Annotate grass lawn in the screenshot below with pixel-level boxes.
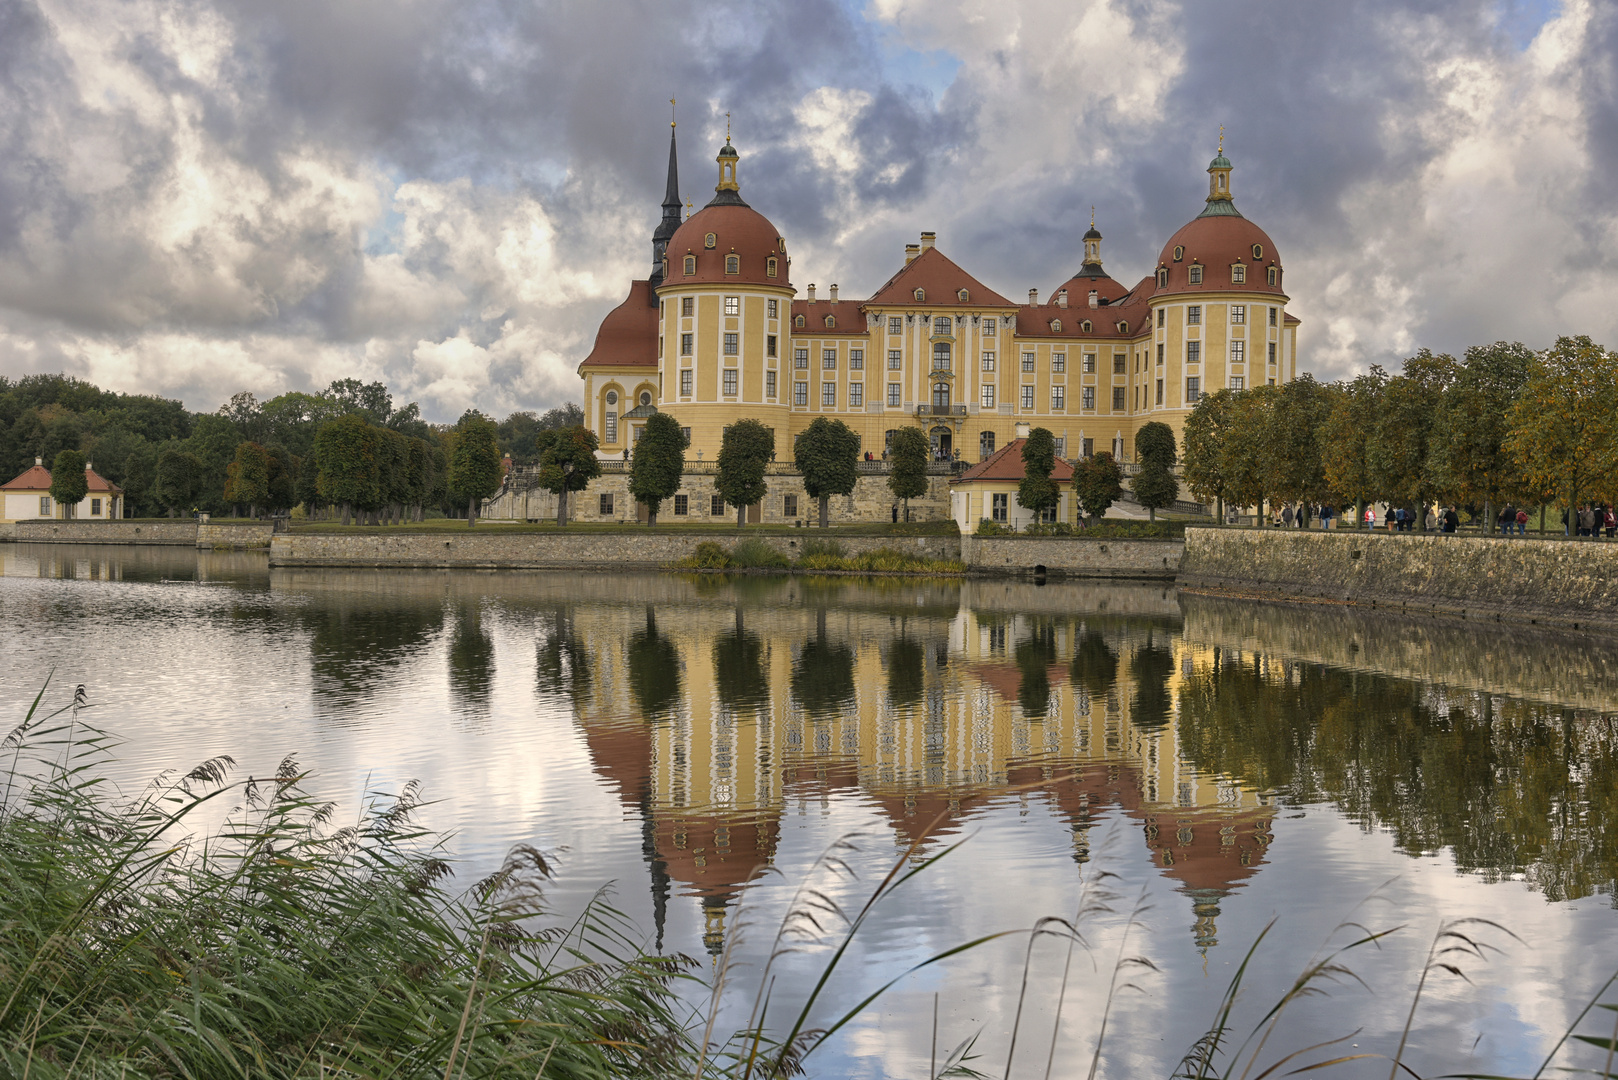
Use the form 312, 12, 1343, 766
288, 518, 961, 537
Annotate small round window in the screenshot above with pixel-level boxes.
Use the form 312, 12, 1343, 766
1252, 244, 1264, 260
639, 391, 652, 406
1173, 245, 1184, 262
606, 391, 617, 405
704, 232, 716, 249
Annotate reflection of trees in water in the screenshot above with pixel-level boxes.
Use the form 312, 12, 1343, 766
626, 607, 681, 718
887, 635, 926, 711
303, 596, 445, 708
1069, 630, 1118, 703
713, 611, 768, 716
536, 606, 591, 706
448, 603, 495, 715
1177, 652, 1618, 902
1129, 631, 1176, 731
1014, 621, 1058, 717
791, 609, 855, 719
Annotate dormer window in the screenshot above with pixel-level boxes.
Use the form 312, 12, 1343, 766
1156, 268, 1169, 287
1268, 266, 1279, 287
1251, 244, 1264, 260
704, 232, 716, 249
1050, 319, 1062, 332
725, 255, 740, 274
795, 314, 805, 327
824, 315, 835, 328
1117, 321, 1129, 334
1188, 265, 1204, 285
1173, 245, 1185, 262
1080, 319, 1092, 333
957, 288, 969, 302
914, 288, 925, 302
766, 257, 778, 277
1231, 264, 1246, 284
683, 255, 696, 275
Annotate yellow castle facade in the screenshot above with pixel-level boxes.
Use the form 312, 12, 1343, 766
578, 128, 1301, 468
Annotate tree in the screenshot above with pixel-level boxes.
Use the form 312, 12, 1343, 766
1221, 387, 1277, 519
447, 410, 503, 526
1321, 368, 1387, 525
887, 427, 930, 523
794, 417, 861, 528
314, 414, 379, 525
223, 441, 271, 518
1505, 336, 1618, 534
1132, 422, 1179, 521
1428, 341, 1535, 526
1367, 350, 1455, 529
1261, 376, 1340, 526
715, 419, 775, 527
1017, 426, 1060, 523
629, 412, 686, 526
1183, 390, 1234, 519
536, 425, 602, 525
153, 446, 203, 517
49, 449, 88, 519
1072, 451, 1124, 524
265, 447, 298, 514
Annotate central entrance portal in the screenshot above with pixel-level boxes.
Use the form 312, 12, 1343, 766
929, 426, 952, 460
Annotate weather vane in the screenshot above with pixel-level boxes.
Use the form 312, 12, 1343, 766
1218, 125, 1225, 153
685, 198, 693, 221
725, 111, 732, 142
670, 97, 676, 128
1090, 205, 1095, 228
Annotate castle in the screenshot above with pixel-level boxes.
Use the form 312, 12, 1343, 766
577, 124, 1300, 485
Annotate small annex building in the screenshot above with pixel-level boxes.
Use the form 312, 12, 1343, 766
950, 425, 1074, 533
0, 458, 124, 523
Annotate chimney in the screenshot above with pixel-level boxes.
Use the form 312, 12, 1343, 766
1088, 290, 1099, 309
35, 457, 42, 466
1015, 421, 1031, 440
85, 461, 93, 472
1029, 288, 1038, 306
829, 284, 838, 304
807, 283, 816, 302
904, 243, 920, 265
919, 231, 936, 250
1057, 289, 1068, 308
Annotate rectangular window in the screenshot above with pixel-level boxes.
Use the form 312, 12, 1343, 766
682, 426, 691, 444
981, 352, 996, 371
1188, 265, 1203, 284
784, 494, 798, 518
981, 384, 995, 408
1052, 352, 1066, 373
724, 332, 738, 356
767, 334, 777, 357
1231, 305, 1246, 324
1055, 437, 1066, 458
723, 369, 738, 396
599, 493, 614, 515
1021, 385, 1035, 409
1157, 308, 1166, 327
888, 316, 903, 334
1082, 437, 1094, 458
1186, 376, 1201, 403
1187, 304, 1201, 324
822, 349, 837, 369
1268, 342, 1277, 365
39, 496, 51, 515
1156, 343, 1164, 366
822, 382, 836, 407
1082, 353, 1096, 373
712, 494, 725, 516
681, 297, 694, 317
888, 349, 902, 370
1231, 340, 1246, 364
1269, 306, 1278, 326
724, 295, 740, 316
766, 371, 777, 398
674, 494, 688, 516
795, 349, 809, 369
1112, 387, 1126, 410
888, 383, 902, 407
1052, 385, 1065, 410
1155, 378, 1164, 405
604, 411, 617, 443
794, 381, 808, 406
1187, 340, 1201, 365
983, 319, 996, 337
992, 493, 1008, 522
767, 299, 778, 318
90, 498, 101, 515
1082, 386, 1096, 410
1230, 376, 1246, 390
680, 370, 693, 395
850, 349, 863, 369
1268, 267, 1278, 286
680, 333, 693, 355
849, 382, 863, 407
1021, 352, 1036, 372
1113, 354, 1126, 374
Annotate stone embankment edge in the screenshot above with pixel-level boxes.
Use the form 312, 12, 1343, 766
5, 521, 274, 548
1179, 526, 1618, 633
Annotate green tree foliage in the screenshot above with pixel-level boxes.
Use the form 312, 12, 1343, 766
1428, 341, 1536, 521
1182, 390, 1233, 514
314, 414, 379, 525
1017, 426, 1060, 521
794, 417, 861, 528
629, 412, 687, 526
49, 449, 89, 518
1366, 350, 1455, 528
447, 411, 503, 526
886, 426, 930, 522
223, 441, 271, 517
1131, 422, 1179, 521
1262, 376, 1340, 524
265, 447, 299, 513
1134, 421, 1177, 469
497, 403, 585, 464
1072, 450, 1124, 523
1321, 367, 1387, 520
1220, 385, 1279, 517
715, 419, 775, 527
153, 447, 203, 517
627, 608, 681, 717
184, 413, 243, 514
536, 425, 602, 526
1505, 335, 1618, 529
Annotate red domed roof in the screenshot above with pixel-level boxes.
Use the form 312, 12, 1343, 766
663, 203, 791, 290
1154, 214, 1285, 298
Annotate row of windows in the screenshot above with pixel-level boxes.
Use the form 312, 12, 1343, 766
883, 315, 997, 336
1155, 264, 1281, 288
678, 254, 780, 277
601, 492, 733, 517
673, 296, 781, 318
1160, 304, 1280, 327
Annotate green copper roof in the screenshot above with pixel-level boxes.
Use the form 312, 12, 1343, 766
1208, 152, 1232, 170
1196, 198, 1244, 219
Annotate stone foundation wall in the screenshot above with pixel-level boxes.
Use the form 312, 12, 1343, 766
8, 520, 275, 547
1180, 527, 1618, 631
960, 536, 1184, 579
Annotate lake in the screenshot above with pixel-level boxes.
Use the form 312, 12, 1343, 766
1, 542, 1614, 1078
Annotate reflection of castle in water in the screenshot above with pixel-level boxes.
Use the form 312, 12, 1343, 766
549, 587, 1273, 954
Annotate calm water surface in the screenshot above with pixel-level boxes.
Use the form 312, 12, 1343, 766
2, 543, 1616, 1078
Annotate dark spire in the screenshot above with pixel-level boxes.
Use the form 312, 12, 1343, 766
650, 114, 682, 291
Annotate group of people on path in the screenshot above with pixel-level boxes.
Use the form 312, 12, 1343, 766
1561, 503, 1618, 538
1245, 501, 1617, 537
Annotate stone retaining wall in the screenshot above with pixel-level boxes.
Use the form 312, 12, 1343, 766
960, 535, 1184, 579
270, 530, 962, 569
7, 520, 274, 547
1180, 527, 1618, 631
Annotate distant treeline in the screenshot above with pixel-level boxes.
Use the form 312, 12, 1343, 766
0, 374, 583, 519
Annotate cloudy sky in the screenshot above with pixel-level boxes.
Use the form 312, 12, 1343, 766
0, 0, 1610, 422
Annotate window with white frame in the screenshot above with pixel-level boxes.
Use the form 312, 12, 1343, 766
1268, 342, 1277, 365
766, 371, 777, 398
1082, 386, 1096, 410
1054, 437, 1066, 458
1186, 376, 1201, 403
1188, 304, 1201, 324
1155, 378, 1164, 405
888, 383, 901, 407
1081, 353, 1095, 373
681, 297, 694, 317
888, 349, 902, 370
767, 299, 778, 318
981, 352, 995, 371
1052, 352, 1066, 373
822, 382, 836, 407
1021, 385, 1035, 409
888, 317, 902, 334
849, 383, 863, 407
1187, 341, 1201, 364
604, 411, 617, 442
724, 333, 738, 356
723, 369, 738, 395
1231, 340, 1246, 364
795, 349, 809, 369
1112, 387, 1126, 410
39, 496, 51, 515
1231, 264, 1246, 283
850, 349, 863, 369
981, 384, 995, 408
1231, 305, 1246, 324
1230, 376, 1245, 390
992, 493, 1008, 522
822, 349, 837, 370
680, 370, 692, 395
1021, 352, 1035, 372
933, 316, 951, 335
794, 381, 808, 406
724, 296, 740, 316
680, 333, 692, 355
980, 430, 995, 457
983, 319, 996, 337
932, 343, 951, 370
1113, 354, 1126, 374
1051, 385, 1065, 410
1269, 306, 1278, 326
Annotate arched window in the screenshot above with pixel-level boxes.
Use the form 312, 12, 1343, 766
1050, 319, 1062, 332
1188, 265, 1203, 285
824, 315, 835, 328
1081, 320, 1092, 333
1268, 266, 1279, 287
1156, 268, 1169, 287
725, 254, 739, 274
1117, 321, 1129, 334
932, 342, 951, 371
794, 314, 805, 328
766, 257, 778, 277
979, 430, 996, 458
683, 255, 696, 275
932, 383, 951, 410
1231, 264, 1246, 284
914, 287, 925, 302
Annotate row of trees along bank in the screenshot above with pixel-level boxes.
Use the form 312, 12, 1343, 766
1181, 336, 1618, 531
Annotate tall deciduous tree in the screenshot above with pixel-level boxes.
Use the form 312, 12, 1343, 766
223, 441, 271, 518
49, 449, 88, 519
1261, 376, 1340, 526
1367, 350, 1456, 529
1428, 341, 1535, 526
154, 446, 202, 517
1132, 421, 1179, 522
629, 412, 686, 526
1505, 336, 1618, 533
448, 410, 503, 527
715, 419, 775, 527
1221, 386, 1278, 519
1017, 426, 1060, 522
794, 417, 861, 528
1072, 451, 1124, 524
1182, 390, 1234, 519
1321, 367, 1387, 525
314, 414, 379, 526
886, 427, 930, 523
536, 425, 601, 526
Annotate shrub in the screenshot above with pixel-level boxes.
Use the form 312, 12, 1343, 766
728, 536, 791, 569
799, 537, 846, 560
1022, 522, 1074, 536
975, 518, 1009, 536
688, 540, 733, 569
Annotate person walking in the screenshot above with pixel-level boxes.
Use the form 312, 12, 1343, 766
1425, 507, 1437, 531
1282, 504, 1294, 528
1516, 507, 1529, 536
1365, 505, 1376, 529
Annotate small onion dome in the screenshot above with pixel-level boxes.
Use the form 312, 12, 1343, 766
1082, 225, 1102, 241
718, 141, 738, 159
1208, 150, 1232, 171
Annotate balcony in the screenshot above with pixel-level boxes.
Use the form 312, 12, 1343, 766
914, 404, 968, 418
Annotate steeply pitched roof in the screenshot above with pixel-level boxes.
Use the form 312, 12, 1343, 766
866, 246, 1014, 308
0, 463, 52, 491
953, 438, 1075, 484
790, 299, 866, 335
578, 280, 659, 371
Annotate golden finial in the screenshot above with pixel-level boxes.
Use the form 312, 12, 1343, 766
1090, 205, 1096, 228
685, 198, 693, 221
670, 97, 676, 129
725, 111, 732, 143
1218, 125, 1224, 153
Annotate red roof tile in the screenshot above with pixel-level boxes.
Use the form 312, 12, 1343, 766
953, 438, 1075, 484
866, 246, 1014, 308
1, 462, 121, 494
789, 299, 867, 335
578, 279, 659, 371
